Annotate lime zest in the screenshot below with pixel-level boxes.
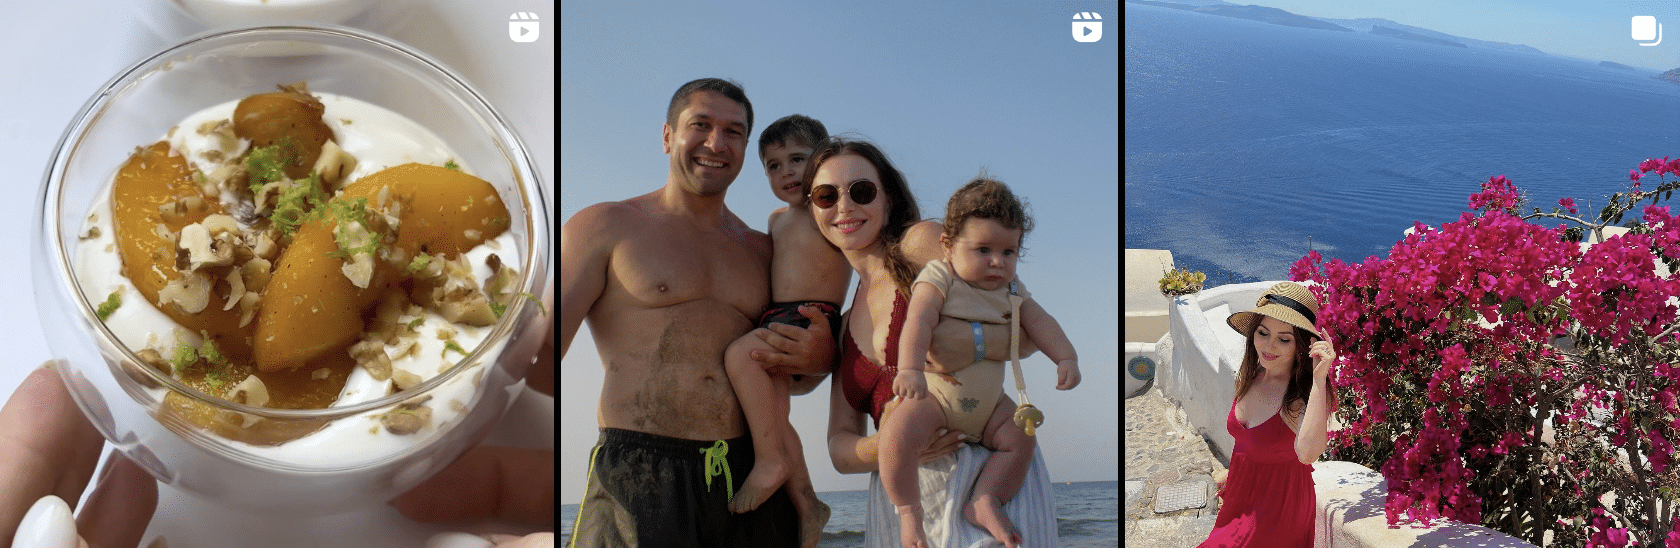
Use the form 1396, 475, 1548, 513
95, 290, 123, 322
171, 341, 198, 378
245, 137, 298, 193
198, 337, 228, 367
442, 339, 468, 359
405, 253, 433, 275
324, 197, 382, 258
270, 173, 330, 239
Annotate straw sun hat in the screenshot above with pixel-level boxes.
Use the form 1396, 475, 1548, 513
1226, 282, 1322, 339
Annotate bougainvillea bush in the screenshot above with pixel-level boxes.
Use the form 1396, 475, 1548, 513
1289, 161, 1680, 546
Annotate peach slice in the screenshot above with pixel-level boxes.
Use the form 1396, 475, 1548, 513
111, 141, 253, 360
254, 163, 511, 372
233, 85, 334, 181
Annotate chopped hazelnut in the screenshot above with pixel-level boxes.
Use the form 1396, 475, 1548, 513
392, 339, 420, 361
201, 214, 239, 236
349, 338, 392, 381
158, 271, 212, 314
334, 220, 375, 288
223, 267, 244, 311
381, 400, 432, 435
237, 291, 261, 327
135, 348, 169, 373
152, 223, 177, 244
392, 368, 421, 390
341, 254, 375, 289
248, 230, 277, 262
227, 374, 270, 407
179, 223, 234, 270
215, 410, 262, 429
311, 139, 358, 190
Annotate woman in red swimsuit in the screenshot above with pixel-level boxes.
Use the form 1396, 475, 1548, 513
810, 136, 1056, 548
1200, 282, 1338, 548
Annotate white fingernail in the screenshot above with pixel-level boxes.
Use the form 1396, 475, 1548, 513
12, 495, 77, 548
957, 433, 969, 440
425, 532, 494, 548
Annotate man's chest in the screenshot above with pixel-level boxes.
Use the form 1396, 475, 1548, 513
611, 231, 769, 314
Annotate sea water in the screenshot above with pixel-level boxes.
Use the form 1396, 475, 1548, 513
558, 480, 1120, 547
1125, 2, 1680, 288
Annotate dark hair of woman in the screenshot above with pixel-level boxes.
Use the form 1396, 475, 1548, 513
1234, 324, 1323, 422
803, 136, 922, 295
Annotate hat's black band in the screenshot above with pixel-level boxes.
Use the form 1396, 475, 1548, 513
1265, 293, 1317, 326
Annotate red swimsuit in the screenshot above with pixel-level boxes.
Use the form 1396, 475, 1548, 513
840, 290, 909, 429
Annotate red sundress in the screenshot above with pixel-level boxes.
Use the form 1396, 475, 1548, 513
1197, 400, 1316, 548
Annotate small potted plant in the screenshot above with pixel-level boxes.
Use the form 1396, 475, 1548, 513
1158, 267, 1206, 298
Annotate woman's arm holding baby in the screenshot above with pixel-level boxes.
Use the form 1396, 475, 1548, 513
827, 378, 964, 474
1018, 298, 1080, 390
828, 378, 879, 474
928, 319, 1037, 369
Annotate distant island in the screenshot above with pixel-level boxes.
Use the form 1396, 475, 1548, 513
1370, 25, 1465, 48
1600, 61, 1636, 70
1127, 0, 1551, 55
1656, 68, 1680, 85
1127, 0, 1352, 31
1321, 17, 1542, 53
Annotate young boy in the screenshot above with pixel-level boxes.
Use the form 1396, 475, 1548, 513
722, 114, 848, 548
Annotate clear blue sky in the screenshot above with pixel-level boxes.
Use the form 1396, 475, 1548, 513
559, 0, 1120, 503
1250, 0, 1680, 71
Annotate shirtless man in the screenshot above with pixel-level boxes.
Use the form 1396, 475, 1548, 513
560, 78, 833, 547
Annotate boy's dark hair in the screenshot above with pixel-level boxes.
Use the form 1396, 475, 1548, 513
942, 172, 1034, 257
758, 114, 829, 157
666, 78, 753, 134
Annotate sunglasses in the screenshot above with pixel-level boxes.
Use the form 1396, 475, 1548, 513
808, 180, 879, 209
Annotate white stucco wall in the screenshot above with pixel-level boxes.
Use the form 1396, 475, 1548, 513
1164, 280, 1297, 459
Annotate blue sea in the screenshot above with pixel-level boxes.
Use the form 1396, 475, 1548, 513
558, 480, 1119, 547
1125, 2, 1680, 287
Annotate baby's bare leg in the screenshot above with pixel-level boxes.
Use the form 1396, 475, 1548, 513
880, 396, 944, 548
965, 401, 1033, 548
724, 333, 790, 513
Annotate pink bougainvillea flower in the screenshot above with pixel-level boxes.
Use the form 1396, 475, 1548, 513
1306, 157, 1680, 540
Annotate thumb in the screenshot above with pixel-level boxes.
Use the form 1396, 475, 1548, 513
392, 446, 554, 528
799, 305, 829, 329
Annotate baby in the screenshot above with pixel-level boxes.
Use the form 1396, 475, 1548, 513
721, 114, 846, 547
883, 176, 1080, 548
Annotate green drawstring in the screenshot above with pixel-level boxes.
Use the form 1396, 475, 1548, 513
700, 440, 734, 501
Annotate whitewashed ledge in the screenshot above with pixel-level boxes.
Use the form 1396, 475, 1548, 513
1164, 280, 1288, 459
1166, 280, 1536, 547
1314, 461, 1537, 547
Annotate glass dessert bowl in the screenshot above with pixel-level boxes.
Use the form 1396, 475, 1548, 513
33, 25, 550, 513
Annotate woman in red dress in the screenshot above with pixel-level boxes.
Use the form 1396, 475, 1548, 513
1199, 282, 1337, 548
